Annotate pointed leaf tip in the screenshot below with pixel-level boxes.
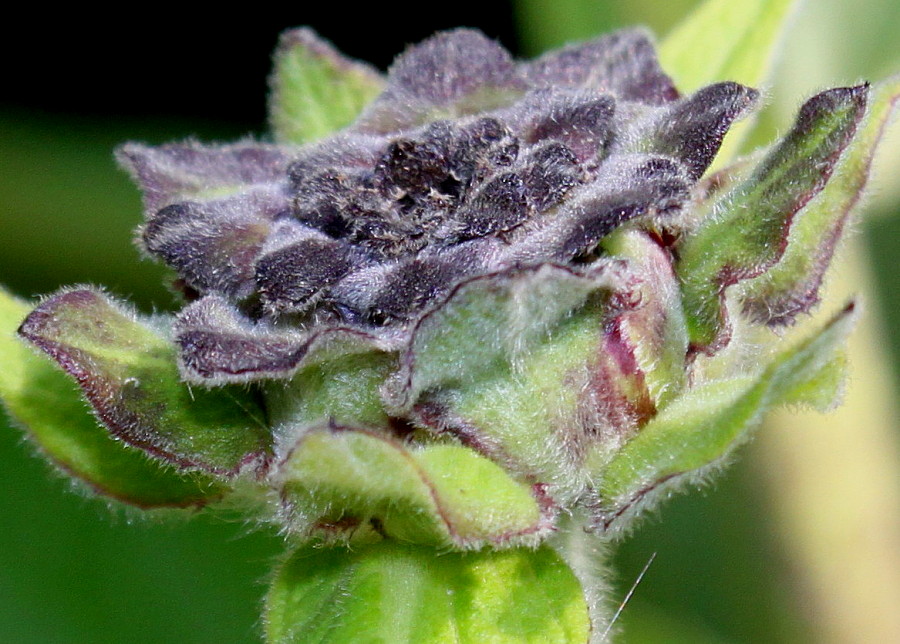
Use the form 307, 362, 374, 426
742, 77, 900, 325
269, 28, 385, 144
660, 0, 798, 163
116, 141, 293, 213
654, 81, 759, 180
678, 84, 869, 350
18, 288, 272, 475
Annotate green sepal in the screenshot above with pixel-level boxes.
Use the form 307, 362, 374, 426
0, 287, 222, 507
278, 425, 551, 548
269, 28, 385, 145
17, 287, 272, 475
382, 263, 630, 505
601, 229, 689, 409
677, 85, 868, 350
441, 305, 608, 505
384, 262, 628, 412
741, 76, 900, 325
266, 350, 396, 431
779, 352, 848, 411
265, 540, 590, 644
595, 301, 857, 533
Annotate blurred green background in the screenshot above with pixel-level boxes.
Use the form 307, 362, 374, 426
2, 1, 899, 641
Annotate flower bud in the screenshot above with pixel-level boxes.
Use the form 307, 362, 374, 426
10, 22, 899, 574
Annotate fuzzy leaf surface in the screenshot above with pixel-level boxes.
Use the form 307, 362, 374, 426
353, 29, 524, 134
17, 288, 271, 474
174, 294, 396, 386
278, 426, 551, 548
265, 541, 589, 643
430, 305, 609, 505
596, 302, 856, 532
677, 85, 868, 349
117, 141, 293, 213
741, 76, 900, 324
266, 351, 395, 430
117, 143, 295, 299
269, 28, 385, 144
601, 230, 689, 409
384, 263, 628, 411
0, 287, 221, 507
382, 263, 632, 504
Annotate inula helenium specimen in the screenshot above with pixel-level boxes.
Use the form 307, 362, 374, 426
2, 12, 898, 643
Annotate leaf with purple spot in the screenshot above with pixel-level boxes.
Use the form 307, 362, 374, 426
382, 262, 640, 505
600, 229, 689, 409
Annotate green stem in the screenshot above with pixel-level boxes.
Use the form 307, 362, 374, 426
550, 514, 616, 643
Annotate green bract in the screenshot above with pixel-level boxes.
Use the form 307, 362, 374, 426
1, 2, 897, 641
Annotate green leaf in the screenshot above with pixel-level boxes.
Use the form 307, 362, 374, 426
660, 0, 798, 92
778, 352, 847, 411
265, 541, 589, 643
278, 426, 550, 548
442, 306, 609, 505
741, 76, 900, 325
17, 288, 272, 475
596, 302, 856, 532
677, 85, 868, 349
269, 28, 385, 145
0, 287, 221, 507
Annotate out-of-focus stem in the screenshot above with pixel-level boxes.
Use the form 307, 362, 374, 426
550, 512, 616, 643
757, 237, 900, 643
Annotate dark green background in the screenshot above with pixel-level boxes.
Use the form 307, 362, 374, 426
2, 1, 899, 641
